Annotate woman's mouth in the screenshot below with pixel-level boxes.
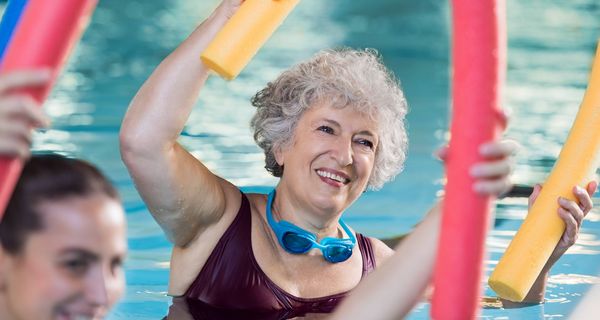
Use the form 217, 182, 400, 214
56, 309, 100, 320
316, 169, 351, 187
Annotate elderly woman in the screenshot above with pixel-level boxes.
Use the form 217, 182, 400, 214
120, 0, 593, 318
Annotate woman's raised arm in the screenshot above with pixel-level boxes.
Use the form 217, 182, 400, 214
119, 1, 243, 247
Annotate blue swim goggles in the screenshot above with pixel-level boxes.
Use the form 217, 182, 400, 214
266, 190, 356, 263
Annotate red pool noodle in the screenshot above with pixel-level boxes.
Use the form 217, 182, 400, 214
0, 0, 98, 219
430, 0, 506, 319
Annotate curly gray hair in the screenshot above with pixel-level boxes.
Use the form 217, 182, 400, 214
250, 48, 408, 190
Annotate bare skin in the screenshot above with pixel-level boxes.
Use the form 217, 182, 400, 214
120, 0, 514, 307
0, 71, 126, 320
0, 70, 51, 158
0, 195, 127, 320
330, 182, 596, 320
504, 182, 597, 305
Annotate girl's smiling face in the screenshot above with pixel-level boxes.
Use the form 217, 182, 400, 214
0, 194, 127, 320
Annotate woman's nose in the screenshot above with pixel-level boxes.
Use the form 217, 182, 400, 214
84, 267, 110, 307
331, 138, 353, 167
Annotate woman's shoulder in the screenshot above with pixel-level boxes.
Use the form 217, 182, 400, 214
366, 236, 395, 267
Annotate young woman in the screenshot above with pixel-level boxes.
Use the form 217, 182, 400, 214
0, 72, 127, 320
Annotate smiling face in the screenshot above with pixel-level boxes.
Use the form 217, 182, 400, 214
0, 194, 127, 320
275, 102, 379, 216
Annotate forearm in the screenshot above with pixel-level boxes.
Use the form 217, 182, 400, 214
331, 204, 442, 320
502, 258, 555, 306
120, 4, 231, 153
522, 269, 548, 303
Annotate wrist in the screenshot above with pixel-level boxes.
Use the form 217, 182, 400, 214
211, 2, 238, 23
521, 269, 549, 303
204, 6, 230, 30
544, 253, 561, 272
186, 5, 234, 56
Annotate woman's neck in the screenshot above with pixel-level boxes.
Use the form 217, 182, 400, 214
272, 186, 345, 240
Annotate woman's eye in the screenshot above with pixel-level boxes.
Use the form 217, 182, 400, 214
62, 259, 90, 276
317, 126, 334, 134
357, 139, 374, 149
111, 257, 124, 274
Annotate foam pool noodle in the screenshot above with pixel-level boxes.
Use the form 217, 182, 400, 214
489, 41, 600, 302
0, 0, 28, 62
430, 0, 506, 319
0, 0, 99, 219
201, 0, 301, 80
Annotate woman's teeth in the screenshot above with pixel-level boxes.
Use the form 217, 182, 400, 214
317, 170, 348, 183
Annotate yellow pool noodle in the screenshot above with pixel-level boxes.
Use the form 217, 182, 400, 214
488, 41, 600, 302
201, 0, 301, 80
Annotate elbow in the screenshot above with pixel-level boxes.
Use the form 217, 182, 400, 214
119, 127, 142, 167
119, 120, 160, 167
119, 111, 175, 168
119, 98, 158, 166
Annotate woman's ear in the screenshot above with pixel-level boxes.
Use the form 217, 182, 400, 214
274, 144, 285, 166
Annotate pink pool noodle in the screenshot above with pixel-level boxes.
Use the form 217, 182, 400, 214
430, 0, 506, 319
0, 0, 98, 219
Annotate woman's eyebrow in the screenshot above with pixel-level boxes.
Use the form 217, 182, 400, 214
356, 130, 377, 138
320, 118, 341, 128
319, 119, 377, 138
58, 248, 99, 261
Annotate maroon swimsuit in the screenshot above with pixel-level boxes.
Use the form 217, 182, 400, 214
181, 192, 376, 319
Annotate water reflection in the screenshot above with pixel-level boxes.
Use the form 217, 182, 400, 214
549, 274, 600, 285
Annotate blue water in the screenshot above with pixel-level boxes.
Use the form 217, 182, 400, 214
2, 0, 600, 318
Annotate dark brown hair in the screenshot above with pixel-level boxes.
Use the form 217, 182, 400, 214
0, 154, 119, 254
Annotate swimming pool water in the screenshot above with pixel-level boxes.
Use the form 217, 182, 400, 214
2, 0, 600, 318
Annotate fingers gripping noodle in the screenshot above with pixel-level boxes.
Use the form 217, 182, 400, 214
430, 0, 506, 319
489, 41, 600, 302
201, 0, 301, 80
0, 0, 99, 219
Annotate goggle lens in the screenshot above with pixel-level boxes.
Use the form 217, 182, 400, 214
283, 232, 313, 253
324, 245, 353, 263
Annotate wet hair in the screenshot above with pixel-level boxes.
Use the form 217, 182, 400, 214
0, 154, 119, 254
250, 48, 408, 190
